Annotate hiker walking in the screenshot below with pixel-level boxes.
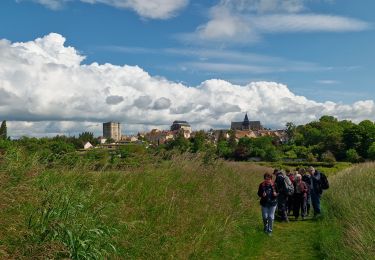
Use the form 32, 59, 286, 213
307, 166, 329, 217
293, 173, 308, 220
258, 173, 278, 235
275, 169, 293, 222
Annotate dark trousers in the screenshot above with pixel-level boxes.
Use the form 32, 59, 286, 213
293, 193, 307, 218
277, 194, 288, 220
287, 195, 294, 214
311, 191, 321, 215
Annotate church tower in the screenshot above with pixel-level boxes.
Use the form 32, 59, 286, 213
242, 113, 250, 130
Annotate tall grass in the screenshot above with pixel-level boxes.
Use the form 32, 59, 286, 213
0, 147, 273, 258
318, 163, 375, 259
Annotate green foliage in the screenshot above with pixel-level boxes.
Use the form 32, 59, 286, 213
216, 140, 232, 158
23, 174, 118, 259
264, 145, 280, 162
346, 148, 360, 163
105, 137, 115, 144
228, 130, 237, 150
78, 131, 98, 147
321, 151, 336, 163
285, 122, 296, 143
368, 142, 375, 160
318, 163, 375, 259
165, 131, 191, 152
306, 152, 317, 162
191, 130, 207, 153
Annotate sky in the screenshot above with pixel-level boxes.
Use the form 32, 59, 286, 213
0, 0, 374, 137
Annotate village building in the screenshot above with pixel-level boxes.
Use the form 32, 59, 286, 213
233, 129, 288, 143
103, 122, 121, 141
145, 129, 175, 145
231, 113, 264, 131
171, 120, 192, 133
83, 141, 93, 150
208, 129, 230, 142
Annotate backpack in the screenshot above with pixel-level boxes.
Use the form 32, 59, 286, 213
320, 173, 329, 190
284, 176, 294, 195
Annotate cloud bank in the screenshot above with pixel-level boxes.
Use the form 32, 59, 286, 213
18, 0, 188, 19
0, 33, 374, 137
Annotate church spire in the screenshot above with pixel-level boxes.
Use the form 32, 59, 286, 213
244, 113, 249, 123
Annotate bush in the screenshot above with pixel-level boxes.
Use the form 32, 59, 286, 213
264, 146, 280, 162
321, 151, 336, 163
306, 153, 317, 162
346, 149, 360, 163
368, 142, 375, 160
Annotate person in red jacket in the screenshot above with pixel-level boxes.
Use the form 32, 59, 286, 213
258, 173, 278, 235
293, 173, 308, 220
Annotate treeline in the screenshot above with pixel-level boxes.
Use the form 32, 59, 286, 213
1, 116, 375, 164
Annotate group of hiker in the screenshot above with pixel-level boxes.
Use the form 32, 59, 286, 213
258, 166, 329, 235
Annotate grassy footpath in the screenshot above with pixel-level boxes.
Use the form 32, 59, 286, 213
0, 148, 373, 259
250, 162, 375, 260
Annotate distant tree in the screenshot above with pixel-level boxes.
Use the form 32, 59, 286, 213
78, 131, 98, 146
264, 146, 280, 162
228, 130, 237, 150
346, 149, 360, 163
285, 150, 297, 159
0, 120, 7, 140
321, 151, 336, 163
217, 130, 227, 143
367, 142, 375, 160
285, 122, 296, 143
306, 153, 317, 162
343, 125, 362, 151
357, 120, 375, 158
216, 140, 232, 158
233, 146, 249, 161
166, 131, 190, 152
191, 131, 206, 153
105, 138, 115, 144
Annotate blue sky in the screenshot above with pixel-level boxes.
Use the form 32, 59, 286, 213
0, 0, 375, 136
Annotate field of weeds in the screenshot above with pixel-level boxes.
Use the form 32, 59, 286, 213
1, 145, 374, 259
318, 163, 375, 259
0, 148, 271, 259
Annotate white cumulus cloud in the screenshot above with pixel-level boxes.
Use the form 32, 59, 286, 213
0, 33, 374, 137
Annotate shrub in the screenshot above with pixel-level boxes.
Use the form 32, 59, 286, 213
368, 142, 375, 160
306, 152, 317, 162
346, 149, 360, 163
264, 146, 280, 162
321, 151, 336, 163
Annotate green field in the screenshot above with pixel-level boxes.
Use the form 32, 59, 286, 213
0, 148, 374, 259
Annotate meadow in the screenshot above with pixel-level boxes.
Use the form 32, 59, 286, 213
0, 145, 374, 259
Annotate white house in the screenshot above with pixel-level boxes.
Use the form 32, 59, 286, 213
83, 142, 93, 149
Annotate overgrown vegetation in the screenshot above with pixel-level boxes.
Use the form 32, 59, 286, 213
318, 163, 375, 259
0, 143, 272, 258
